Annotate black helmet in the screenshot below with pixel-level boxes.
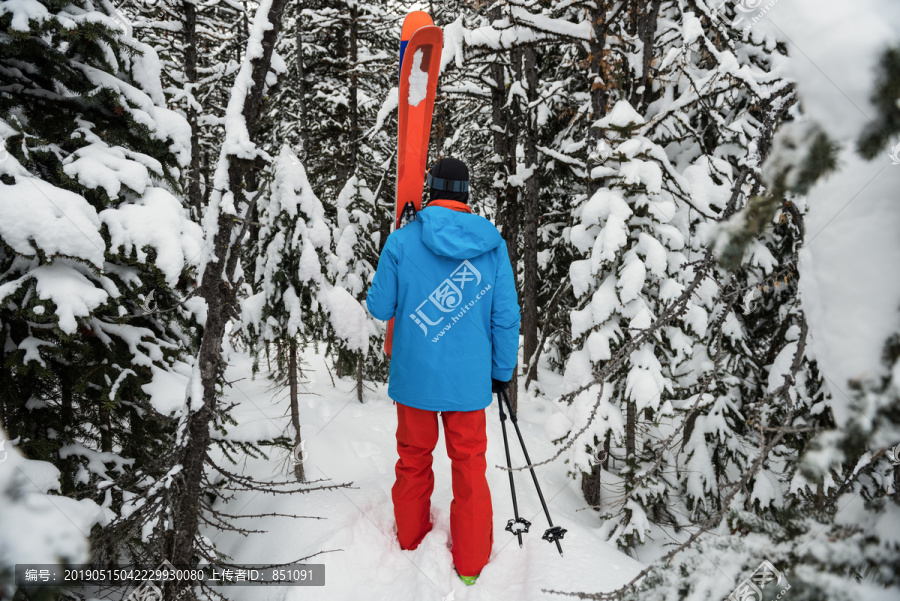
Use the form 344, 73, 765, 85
427, 157, 470, 204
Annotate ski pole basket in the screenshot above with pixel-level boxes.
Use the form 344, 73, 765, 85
542, 525, 567, 544
506, 517, 531, 535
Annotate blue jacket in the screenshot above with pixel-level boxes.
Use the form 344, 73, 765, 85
366, 205, 520, 411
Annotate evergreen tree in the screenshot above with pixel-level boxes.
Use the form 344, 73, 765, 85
565, 99, 707, 547
254, 0, 396, 388
0, 424, 102, 596
0, 0, 202, 565
328, 174, 381, 396
552, 1, 807, 554
120, 0, 249, 220
239, 146, 332, 479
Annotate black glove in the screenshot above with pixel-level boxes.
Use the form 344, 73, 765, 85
492, 378, 509, 395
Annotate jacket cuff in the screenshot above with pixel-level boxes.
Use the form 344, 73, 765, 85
491, 367, 514, 382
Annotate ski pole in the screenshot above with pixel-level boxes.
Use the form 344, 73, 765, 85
500, 387, 566, 556
498, 389, 530, 547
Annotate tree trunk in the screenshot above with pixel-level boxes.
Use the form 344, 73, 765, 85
489, 20, 520, 412
626, 399, 636, 458
521, 45, 540, 387
99, 399, 112, 453
245, 168, 260, 283
356, 354, 364, 403
201, 150, 212, 208
433, 97, 446, 160
183, 0, 202, 221
525, 281, 571, 390
348, 3, 359, 172
603, 431, 611, 470
894, 463, 900, 503
581, 417, 613, 509
349, 4, 363, 403
635, 0, 662, 113
505, 48, 522, 415
59, 368, 74, 495
289, 337, 305, 482
165, 0, 289, 584
296, 13, 308, 152
581, 462, 603, 509
682, 409, 698, 451
588, 0, 609, 198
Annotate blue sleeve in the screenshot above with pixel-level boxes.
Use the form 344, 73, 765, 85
491, 240, 520, 381
365, 236, 399, 321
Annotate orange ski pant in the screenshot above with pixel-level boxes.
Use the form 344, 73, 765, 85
392, 402, 493, 577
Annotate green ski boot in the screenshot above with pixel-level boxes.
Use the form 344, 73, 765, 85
456, 570, 478, 586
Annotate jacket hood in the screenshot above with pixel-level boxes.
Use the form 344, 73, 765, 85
418, 206, 503, 260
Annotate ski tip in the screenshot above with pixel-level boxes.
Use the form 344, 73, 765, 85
399, 11, 435, 74
401, 11, 434, 41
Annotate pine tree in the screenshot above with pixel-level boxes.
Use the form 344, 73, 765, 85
257, 0, 396, 389
554, 1, 805, 553
565, 99, 706, 547
166, 0, 294, 582
116, 0, 250, 221
0, 0, 202, 566
239, 146, 332, 479
0, 424, 102, 596
552, 6, 897, 600
328, 174, 380, 397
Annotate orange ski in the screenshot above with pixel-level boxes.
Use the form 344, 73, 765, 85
385, 12, 443, 357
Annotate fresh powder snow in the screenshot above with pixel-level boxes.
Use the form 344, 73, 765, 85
408, 48, 429, 107
199, 342, 644, 601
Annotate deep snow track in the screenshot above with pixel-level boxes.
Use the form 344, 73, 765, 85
205, 343, 642, 600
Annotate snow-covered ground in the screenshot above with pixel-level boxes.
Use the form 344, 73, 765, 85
205, 342, 643, 600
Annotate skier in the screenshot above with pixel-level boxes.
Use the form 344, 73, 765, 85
366, 157, 520, 585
